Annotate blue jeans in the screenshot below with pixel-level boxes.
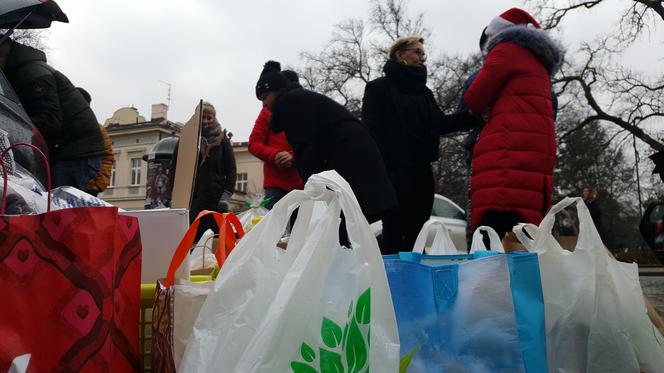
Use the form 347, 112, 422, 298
51, 156, 102, 190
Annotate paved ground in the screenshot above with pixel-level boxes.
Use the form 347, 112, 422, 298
640, 268, 664, 316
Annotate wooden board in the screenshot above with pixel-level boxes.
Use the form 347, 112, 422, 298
171, 100, 202, 210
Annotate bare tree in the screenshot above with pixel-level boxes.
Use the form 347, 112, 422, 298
0, 29, 49, 49
298, 0, 430, 114
523, 1, 664, 152
526, 0, 664, 47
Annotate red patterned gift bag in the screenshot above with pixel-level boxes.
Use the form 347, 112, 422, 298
0, 143, 142, 372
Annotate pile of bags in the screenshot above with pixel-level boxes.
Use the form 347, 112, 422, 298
2, 167, 663, 372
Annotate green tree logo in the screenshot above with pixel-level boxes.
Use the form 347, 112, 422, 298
291, 288, 371, 373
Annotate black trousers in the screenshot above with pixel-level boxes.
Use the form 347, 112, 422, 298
380, 165, 434, 255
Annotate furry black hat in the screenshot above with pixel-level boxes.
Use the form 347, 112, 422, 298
256, 60, 290, 100
282, 70, 299, 83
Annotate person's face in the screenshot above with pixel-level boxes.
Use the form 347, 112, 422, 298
260, 91, 278, 109
581, 188, 591, 200
202, 111, 215, 126
396, 42, 426, 67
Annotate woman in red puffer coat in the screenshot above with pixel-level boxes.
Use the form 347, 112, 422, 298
464, 8, 563, 239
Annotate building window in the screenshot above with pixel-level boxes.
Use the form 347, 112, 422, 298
109, 161, 116, 187
236, 173, 248, 193
130, 158, 142, 185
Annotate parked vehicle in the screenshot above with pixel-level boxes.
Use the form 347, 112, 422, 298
371, 194, 468, 252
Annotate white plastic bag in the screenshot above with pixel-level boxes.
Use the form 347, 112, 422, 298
412, 219, 457, 255
190, 229, 217, 272
237, 194, 269, 230
180, 171, 400, 372
519, 197, 664, 373
470, 226, 504, 253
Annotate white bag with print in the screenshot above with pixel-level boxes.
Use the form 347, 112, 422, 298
180, 171, 400, 372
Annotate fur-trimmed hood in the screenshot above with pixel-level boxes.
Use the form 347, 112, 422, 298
485, 25, 564, 75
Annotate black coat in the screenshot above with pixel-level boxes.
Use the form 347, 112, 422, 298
190, 136, 237, 222
4, 41, 105, 161
362, 60, 480, 171
270, 86, 397, 221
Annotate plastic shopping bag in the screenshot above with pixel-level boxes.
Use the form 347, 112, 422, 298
515, 197, 664, 373
152, 211, 243, 372
237, 193, 269, 231
412, 219, 457, 255
385, 226, 547, 372
180, 171, 400, 372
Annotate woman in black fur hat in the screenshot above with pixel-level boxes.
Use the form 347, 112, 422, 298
255, 60, 398, 233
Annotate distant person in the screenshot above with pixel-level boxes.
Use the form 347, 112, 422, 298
0, 36, 106, 190
76, 87, 115, 196
361, 36, 481, 253
249, 70, 303, 209
256, 60, 397, 230
189, 102, 237, 239
582, 186, 605, 242
464, 8, 562, 241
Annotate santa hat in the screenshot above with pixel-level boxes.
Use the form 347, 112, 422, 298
485, 8, 541, 36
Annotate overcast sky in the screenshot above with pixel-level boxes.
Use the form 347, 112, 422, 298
45, 0, 662, 142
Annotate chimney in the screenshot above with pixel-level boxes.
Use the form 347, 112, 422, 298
151, 103, 168, 122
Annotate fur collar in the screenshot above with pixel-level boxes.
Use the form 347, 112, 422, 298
485, 25, 564, 75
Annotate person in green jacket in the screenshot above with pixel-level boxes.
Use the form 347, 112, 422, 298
0, 36, 106, 190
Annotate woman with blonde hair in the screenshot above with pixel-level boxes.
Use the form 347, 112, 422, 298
361, 36, 471, 253
189, 101, 237, 238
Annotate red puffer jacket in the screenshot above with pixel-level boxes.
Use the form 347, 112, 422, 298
248, 107, 304, 192
464, 26, 562, 230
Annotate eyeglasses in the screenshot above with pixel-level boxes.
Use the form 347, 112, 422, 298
402, 48, 426, 58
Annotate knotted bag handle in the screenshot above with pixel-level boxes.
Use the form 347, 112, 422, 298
0, 142, 51, 215
164, 210, 244, 287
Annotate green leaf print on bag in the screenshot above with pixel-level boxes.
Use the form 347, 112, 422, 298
291, 361, 319, 373
322, 318, 343, 348
290, 288, 371, 373
301, 343, 316, 363
346, 318, 367, 372
320, 348, 344, 373
355, 289, 370, 325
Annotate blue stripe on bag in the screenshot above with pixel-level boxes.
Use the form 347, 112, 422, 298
507, 252, 547, 373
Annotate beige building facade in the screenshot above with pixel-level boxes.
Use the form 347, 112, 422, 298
99, 104, 182, 210
99, 104, 265, 211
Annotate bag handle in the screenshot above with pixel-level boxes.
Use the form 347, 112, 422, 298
0, 142, 51, 214
533, 197, 600, 254
164, 210, 244, 287
413, 219, 457, 255
470, 225, 504, 253
512, 223, 539, 251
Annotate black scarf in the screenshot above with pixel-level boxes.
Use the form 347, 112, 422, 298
383, 59, 428, 94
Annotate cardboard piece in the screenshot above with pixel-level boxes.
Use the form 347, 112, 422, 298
120, 208, 190, 283
171, 101, 203, 210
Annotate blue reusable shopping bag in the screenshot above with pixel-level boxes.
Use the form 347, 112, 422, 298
385, 250, 547, 373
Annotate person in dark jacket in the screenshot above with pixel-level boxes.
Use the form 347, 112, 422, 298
0, 36, 106, 190
464, 8, 562, 240
361, 36, 480, 253
248, 70, 303, 209
256, 60, 397, 228
190, 102, 237, 238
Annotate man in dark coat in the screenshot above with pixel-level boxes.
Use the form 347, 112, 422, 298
256, 60, 397, 227
0, 36, 106, 190
361, 36, 480, 253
